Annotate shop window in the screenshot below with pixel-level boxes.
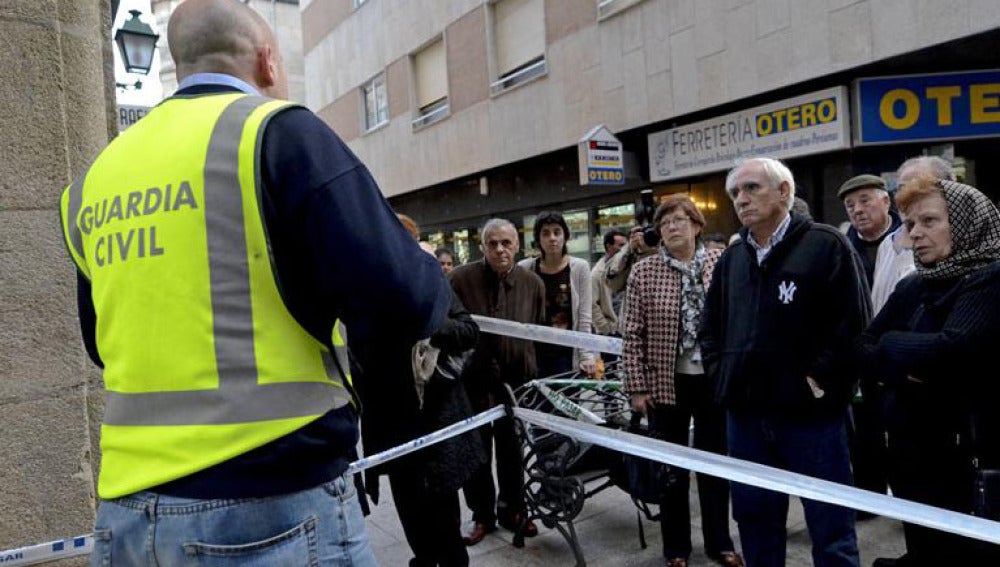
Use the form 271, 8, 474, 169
411, 38, 450, 130
594, 203, 636, 258
490, 0, 547, 95
361, 72, 388, 133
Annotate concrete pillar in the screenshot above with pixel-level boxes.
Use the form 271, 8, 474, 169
0, 0, 114, 554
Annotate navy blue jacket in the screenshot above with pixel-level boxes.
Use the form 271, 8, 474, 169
700, 214, 872, 419
75, 85, 451, 497
856, 262, 1000, 460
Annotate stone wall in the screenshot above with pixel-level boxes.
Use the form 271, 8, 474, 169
0, 0, 113, 557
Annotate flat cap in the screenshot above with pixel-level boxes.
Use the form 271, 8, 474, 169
837, 174, 887, 200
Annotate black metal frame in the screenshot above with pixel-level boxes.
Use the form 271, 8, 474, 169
507, 362, 645, 567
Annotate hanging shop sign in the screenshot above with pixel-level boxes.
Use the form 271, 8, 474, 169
578, 125, 625, 186
117, 104, 151, 132
648, 86, 850, 182
854, 69, 1000, 145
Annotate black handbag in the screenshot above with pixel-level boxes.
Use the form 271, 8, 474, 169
623, 449, 671, 507
972, 466, 1000, 521
617, 413, 677, 549
968, 414, 1000, 521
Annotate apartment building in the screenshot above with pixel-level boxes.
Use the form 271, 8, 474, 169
153, 0, 307, 102
303, 0, 1000, 263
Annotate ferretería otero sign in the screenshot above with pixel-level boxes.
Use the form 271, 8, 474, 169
648, 86, 850, 182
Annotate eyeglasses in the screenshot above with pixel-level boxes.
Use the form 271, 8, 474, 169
660, 216, 692, 229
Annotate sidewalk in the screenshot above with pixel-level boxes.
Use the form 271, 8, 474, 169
365, 475, 906, 566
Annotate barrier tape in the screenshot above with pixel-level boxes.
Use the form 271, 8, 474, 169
5, 402, 1000, 564
0, 536, 91, 567
6, 320, 999, 564
513, 406, 1000, 545
471, 315, 622, 354
346, 406, 506, 475
0, 408, 506, 567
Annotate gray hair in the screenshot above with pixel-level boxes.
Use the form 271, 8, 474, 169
897, 156, 955, 182
479, 218, 517, 243
725, 157, 796, 209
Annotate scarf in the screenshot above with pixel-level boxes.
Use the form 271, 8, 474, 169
660, 243, 707, 361
916, 180, 1000, 281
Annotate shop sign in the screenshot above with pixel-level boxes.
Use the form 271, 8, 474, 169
854, 70, 1000, 145
648, 86, 850, 182
578, 125, 625, 186
117, 104, 151, 132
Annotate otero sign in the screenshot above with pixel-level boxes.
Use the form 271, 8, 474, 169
854, 70, 1000, 145
648, 86, 850, 181
578, 124, 625, 186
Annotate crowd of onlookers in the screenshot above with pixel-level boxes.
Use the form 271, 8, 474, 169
368, 155, 1000, 567
78, 5, 998, 566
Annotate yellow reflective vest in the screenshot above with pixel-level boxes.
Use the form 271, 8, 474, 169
59, 93, 352, 499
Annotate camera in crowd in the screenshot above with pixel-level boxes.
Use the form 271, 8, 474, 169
638, 189, 661, 248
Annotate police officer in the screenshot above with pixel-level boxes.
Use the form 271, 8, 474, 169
59, 1, 450, 564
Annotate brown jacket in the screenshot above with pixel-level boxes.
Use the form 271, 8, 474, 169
622, 248, 721, 405
449, 260, 546, 406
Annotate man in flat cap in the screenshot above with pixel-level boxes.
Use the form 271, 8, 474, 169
838, 173, 914, 509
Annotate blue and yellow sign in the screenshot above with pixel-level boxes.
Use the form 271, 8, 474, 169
855, 70, 1000, 145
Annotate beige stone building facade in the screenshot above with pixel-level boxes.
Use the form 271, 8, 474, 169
153, 0, 306, 102
303, 0, 1000, 264
0, 0, 115, 556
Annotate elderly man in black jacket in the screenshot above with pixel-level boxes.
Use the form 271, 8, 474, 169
701, 157, 871, 567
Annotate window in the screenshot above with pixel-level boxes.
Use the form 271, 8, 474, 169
597, 0, 647, 21
361, 73, 388, 132
411, 39, 450, 130
490, 0, 547, 95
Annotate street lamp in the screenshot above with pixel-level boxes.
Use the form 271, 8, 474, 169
114, 9, 159, 75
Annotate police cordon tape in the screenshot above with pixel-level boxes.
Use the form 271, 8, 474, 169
0, 406, 508, 567
471, 314, 623, 354
0, 536, 91, 566
5, 317, 999, 565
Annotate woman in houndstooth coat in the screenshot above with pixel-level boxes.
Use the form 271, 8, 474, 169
622, 194, 743, 567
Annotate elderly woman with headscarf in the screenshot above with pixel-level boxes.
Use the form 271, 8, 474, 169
856, 178, 1000, 567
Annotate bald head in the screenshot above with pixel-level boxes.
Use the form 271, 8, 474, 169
168, 0, 287, 98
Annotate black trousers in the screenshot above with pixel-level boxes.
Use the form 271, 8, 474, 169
848, 386, 889, 495
461, 414, 525, 525
647, 373, 736, 560
389, 470, 468, 567
886, 388, 1000, 565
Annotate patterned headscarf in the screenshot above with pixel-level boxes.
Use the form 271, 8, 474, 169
660, 243, 707, 360
915, 179, 1000, 281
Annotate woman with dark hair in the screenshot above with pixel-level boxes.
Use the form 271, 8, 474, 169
623, 195, 743, 567
517, 211, 596, 377
435, 246, 456, 275
858, 178, 1000, 567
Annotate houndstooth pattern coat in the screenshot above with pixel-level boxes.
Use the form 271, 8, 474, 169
622, 247, 722, 405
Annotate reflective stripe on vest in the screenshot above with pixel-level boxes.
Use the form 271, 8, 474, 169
62, 95, 352, 428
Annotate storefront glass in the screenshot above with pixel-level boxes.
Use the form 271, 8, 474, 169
593, 203, 635, 259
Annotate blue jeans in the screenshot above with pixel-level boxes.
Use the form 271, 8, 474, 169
90, 473, 376, 567
727, 412, 860, 567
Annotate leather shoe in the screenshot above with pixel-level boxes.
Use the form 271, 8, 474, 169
462, 522, 496, 546
711, 551, 745, 567
498, 512, 538, 537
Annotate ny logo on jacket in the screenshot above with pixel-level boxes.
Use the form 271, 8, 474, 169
778, 280, 797, 304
